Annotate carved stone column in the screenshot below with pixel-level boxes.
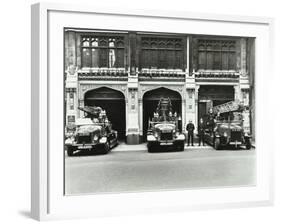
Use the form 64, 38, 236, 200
240, 38, 247, 77
78, 99, 84, 118
186, 36, 190, 78
65, 88, 77, 125
241, 88, 251, 133
185, 86, 198, 133
181, 92, 186, 133
64, 31, 76, 70
138, 98, 143, 141
126, 87, 140, 144
194, 86, 199, 130
241, 89, 250, 106
234, 85, 241, 102
65, 64, 78, 125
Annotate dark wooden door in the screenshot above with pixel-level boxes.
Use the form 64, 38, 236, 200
198, 102, 207, 124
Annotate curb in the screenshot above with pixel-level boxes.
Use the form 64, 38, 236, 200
112, 144, 213, 152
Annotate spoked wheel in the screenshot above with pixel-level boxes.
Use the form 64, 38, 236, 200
103, 142, 110, 154
214, 138, 221, 150
147, 143, 154, 153
177, 142, 185, 151
245, 139, 252, 150
67, 146, 74, 156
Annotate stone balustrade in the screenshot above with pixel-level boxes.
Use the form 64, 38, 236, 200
139, 68, 185, 81
78, 67, 128, 80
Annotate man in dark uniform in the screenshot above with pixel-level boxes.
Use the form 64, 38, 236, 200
206, 108, 215, 135
168, 111, 174, 122
186, 120, 195, 146
198, 117, 205, 146
152, 112, 159, 122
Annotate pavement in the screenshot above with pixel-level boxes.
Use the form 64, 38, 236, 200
65, 143, 256, 195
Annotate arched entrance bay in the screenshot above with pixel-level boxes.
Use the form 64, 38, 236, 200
198, 85, 235, 124
143, 87, 182, 141
84, 87, 126, 140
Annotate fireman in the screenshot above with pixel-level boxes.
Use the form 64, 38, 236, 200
186, 120, 195, 146
207, 108, 215, 135
168, 111, 174, 121
152, 112, 159, 122
198, 117, 205, 146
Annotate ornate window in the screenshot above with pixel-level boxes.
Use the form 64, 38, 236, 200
81, 36, 125, 68
140, 37, 184, 69
197, 39, 237, 70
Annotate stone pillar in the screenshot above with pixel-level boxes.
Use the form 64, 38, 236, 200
65, 31, 76, 70
182, 36, 189, 132
186, 36, 190, 76
138, 98, 143, 142
240, 38, 247, 77
126, 88, 140, 144
65, 88, 77, 126
181, 92, 186, 133
65, 31, 78, 125
241, 89, 250, 107
241, 88, 251, 134
78, 99, 84, 118
234, 85, 242, 102
76, 34, 81, 68
65, 67, 78, 126
185, 87, 197, 134
184, 37, 196, 131
194, 86, 199, 131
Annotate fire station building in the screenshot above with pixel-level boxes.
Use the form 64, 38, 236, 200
64, 28, 255, 144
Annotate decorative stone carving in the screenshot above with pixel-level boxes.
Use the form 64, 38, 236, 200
240, 38, 247, 77
79, 84, 127, 99
67, 65, 78, 76
139, 85, 184, 99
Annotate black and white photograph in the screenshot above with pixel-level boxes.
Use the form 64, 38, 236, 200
63, 28, 256, 195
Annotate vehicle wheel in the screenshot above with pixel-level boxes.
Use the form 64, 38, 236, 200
245, 139, 251, 150
214, 138, 221, 150
178, 142, 185, 151
112, 140, 118, 149
67, 147, 74, 156
147, 143, 153, 153
103, 142, 110, 154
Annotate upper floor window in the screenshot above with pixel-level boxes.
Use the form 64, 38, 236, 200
81, 36, 125, 68
140, 37, 184, 70
197, 39, 237, 71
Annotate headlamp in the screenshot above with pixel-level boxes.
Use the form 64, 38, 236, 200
93, 135, 99, 141
154, 132, 159, 138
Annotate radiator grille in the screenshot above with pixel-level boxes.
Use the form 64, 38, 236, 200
77, 135, 92, 144
230, 131, 242, 141
160, 132, 173, 140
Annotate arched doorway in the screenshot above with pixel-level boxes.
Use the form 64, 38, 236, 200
84, 87, 126, 140
198, 85, 235, 124
143, 87, 182, 141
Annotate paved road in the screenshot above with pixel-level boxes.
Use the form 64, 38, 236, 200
65, 144, 256, 195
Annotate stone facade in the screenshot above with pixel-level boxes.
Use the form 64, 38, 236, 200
64, 29, 255, 144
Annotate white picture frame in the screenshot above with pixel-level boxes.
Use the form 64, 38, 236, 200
31, 2, 275, 221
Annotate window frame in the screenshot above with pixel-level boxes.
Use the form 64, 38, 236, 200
80, 33, 127, 69
139, 35, 185, 70
196, 37, 239, 71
